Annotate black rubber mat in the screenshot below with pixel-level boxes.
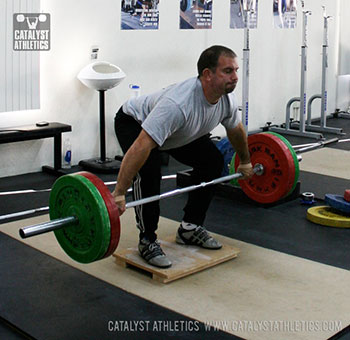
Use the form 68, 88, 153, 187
0, 317, 32, 340
0, 232, 241, 340
299, 171, 350, 199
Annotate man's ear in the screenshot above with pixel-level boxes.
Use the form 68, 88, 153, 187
202, 68, 212, 81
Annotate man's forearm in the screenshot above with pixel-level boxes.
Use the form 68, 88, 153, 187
226, 123, 251, 163
114, 144, 151, 196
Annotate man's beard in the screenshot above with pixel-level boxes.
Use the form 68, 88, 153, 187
225, 83, 236, 93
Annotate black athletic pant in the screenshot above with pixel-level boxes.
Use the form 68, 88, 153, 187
114, 107, 224, 243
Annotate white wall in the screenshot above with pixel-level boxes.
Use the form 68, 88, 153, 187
336, 0, 350, 110
0, 0, 348, 177
338, 0, 350, 75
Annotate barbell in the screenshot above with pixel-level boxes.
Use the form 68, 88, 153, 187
18, 132, 340, 264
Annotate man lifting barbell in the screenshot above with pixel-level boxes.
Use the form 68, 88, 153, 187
112, 45, 254, 268
19, 135, 343, 264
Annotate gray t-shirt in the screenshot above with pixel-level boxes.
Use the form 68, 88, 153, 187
122, 77, 240, 150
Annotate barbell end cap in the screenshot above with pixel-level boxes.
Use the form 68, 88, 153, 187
254, 163, 264, 176
19, 229, 26, 239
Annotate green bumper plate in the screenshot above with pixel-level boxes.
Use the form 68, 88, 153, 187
49, 174, 111, 263
229, 152, 240, 187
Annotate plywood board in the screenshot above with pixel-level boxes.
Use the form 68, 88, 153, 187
113, 237, 239, 283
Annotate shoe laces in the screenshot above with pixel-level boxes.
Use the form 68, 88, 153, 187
143, 240, 165, 259
193, 226, 211, 242
148, 240, 161, 252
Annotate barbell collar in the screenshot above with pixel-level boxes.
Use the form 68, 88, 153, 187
19, 216, 78, 239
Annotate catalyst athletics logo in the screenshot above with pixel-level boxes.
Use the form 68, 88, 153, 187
13, 13, 50, 51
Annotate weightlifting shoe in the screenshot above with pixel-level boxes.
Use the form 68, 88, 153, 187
138, 239, 172, 268
176, 222, 222, 249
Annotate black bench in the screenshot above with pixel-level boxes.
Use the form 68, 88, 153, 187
0, 122, 72, 175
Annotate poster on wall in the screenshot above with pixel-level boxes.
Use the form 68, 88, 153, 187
230, 0, 258, 29
273, 0, 297, 28
179, 0, 213, 29
121, 0, 160, 30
